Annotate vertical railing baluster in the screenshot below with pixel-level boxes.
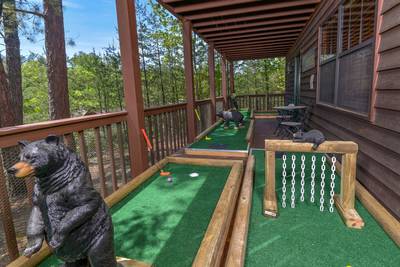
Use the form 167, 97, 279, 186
147, 115, 155, 165
94, 127, 107, 197
78, 131, 89, 167
106, 125, 118, 192
153, 115, 160, 161
116, 122, 128, 184
159, 113, 165, 159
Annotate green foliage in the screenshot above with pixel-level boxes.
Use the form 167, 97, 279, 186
18, 0, 285, 124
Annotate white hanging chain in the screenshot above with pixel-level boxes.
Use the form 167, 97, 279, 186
329, 156, 337, 213
320, 156, 326, 212
300, 154, 306, 202
282, 154, 287, 208
311, 155, 316, 203
291, 154, 296, 208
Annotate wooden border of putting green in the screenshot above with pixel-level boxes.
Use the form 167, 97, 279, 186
225, 155, 255, 267
8, 156, 244, 267
328, 156, 400, 247
184, 116, 254, 159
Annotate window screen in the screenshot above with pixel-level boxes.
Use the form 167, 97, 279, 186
319, 60, 336, 104
302, 48, 316, 72
321, 14, 338, 62
338, 45, 373, 113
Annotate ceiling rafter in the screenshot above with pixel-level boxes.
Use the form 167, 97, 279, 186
203, 23, 306, 38
210, 29, 303, 42
172, 0, 259, 13
197, 16, 310, 33
183, 0, 321, 21
193, 8, 315, 28
215, 35, 299, 47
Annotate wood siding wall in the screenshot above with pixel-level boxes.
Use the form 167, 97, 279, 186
286, 0, 400, 219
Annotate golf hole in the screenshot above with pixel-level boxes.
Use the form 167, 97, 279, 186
190, 172, 199, 178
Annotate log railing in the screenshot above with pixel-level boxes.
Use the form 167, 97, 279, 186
0, 111, 131, 264
236, 93, 285, 111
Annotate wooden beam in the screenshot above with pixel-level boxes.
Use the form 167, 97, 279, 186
197, 16, 310, 33
216, 36, 298, 48
221, 56, 228, 109
203, 23, 307, 38
185, 0, 321, 21
193, 8, 315, 27
173, 0, 258, 13
210, 28, 302, 42
220, 44, 294, 52
230, 61, 235, 94
183, 19, 196, 142
116, 0, 148, 175
264, 150, 278, 217
208, 43, 216, 123
225, 155, 255, 267
226, 50, 290, 57
265, 140, 359, 154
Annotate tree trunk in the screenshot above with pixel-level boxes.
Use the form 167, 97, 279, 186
3, 0, 22, 125
44, 0, 70, 120
155, 39, 165, 105
2, 0, 27, 197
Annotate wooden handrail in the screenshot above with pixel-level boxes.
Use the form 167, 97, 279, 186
144, 103, 187, 116
0, 111, 128, 148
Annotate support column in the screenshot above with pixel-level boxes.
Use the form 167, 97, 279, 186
221, 56, 228, 110
116, 0, 148, 175
208, 43, 216, 123
183, 19, 196, 143
230, 61, 235, 94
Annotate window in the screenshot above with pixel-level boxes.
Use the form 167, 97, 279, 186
318, 0, 375, 115
301, 47, 316, 72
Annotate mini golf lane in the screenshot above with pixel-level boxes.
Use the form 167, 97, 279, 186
39, 163, 231, 267
189, 109, 251, 151
246, 150, 400, 267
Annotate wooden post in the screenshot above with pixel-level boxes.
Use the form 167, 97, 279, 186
208, 43, 216, 123
116, 0, 148, 175
221, 56, 228, 109
230, 61, 235, 94
340, 153, 357, 210
183, 19, 196, 142
264, 150, 277, 217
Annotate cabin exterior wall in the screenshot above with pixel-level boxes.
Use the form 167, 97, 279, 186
286, 0, 400, 219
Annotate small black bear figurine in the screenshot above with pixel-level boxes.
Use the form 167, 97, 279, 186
217, 110, 244, 129
8, 135, 118, 267
293, 129, 326, 150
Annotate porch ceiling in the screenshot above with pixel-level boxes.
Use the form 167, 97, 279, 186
157, 0, 321, 60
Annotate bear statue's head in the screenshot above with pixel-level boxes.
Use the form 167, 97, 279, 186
8, 135, 69, 178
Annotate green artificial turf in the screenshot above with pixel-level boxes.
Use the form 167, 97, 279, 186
39, 163, 231, 267
246, 150, 400, 267
189, 109, 250, 151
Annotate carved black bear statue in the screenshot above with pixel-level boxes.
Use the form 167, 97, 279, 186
8, 135, 118, 267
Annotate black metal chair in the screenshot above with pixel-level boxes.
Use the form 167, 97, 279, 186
279, 107, 309, 138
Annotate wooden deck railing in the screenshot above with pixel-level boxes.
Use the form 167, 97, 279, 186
236, 93, 285, 111
0, 93, 262, 264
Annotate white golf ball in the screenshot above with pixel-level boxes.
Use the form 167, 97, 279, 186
190, 172, 199, 178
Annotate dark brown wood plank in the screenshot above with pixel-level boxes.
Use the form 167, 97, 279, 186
116, 122, 128, 184
380, 3, 400, 33
77, 130, 89, 167
94, 127, 107, 197
106, 125, 118, 192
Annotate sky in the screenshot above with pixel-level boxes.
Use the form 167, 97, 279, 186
19, 0, 120, 56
